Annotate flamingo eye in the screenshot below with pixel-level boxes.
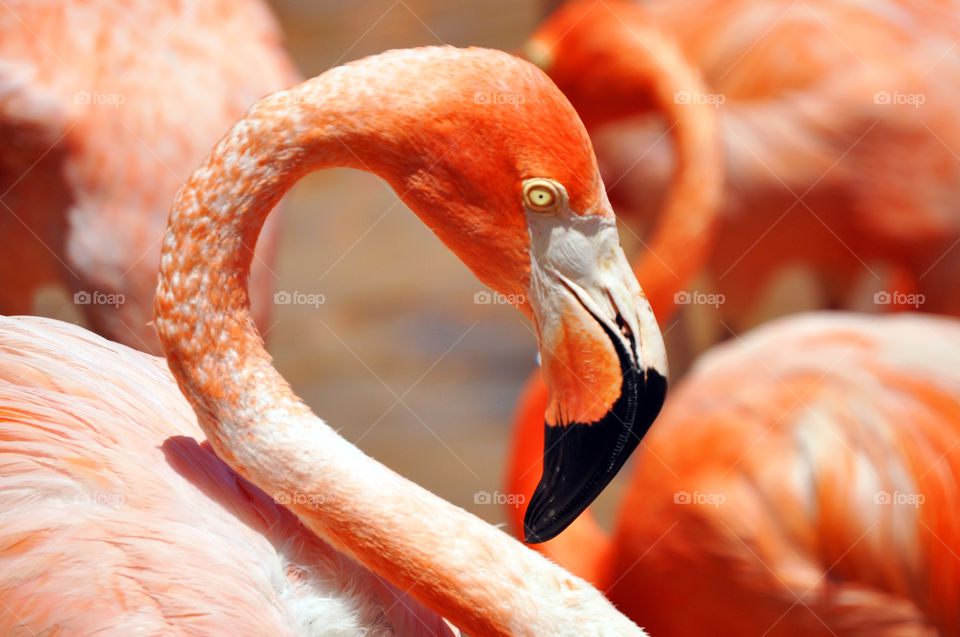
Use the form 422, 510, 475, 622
523, 180, 561, 212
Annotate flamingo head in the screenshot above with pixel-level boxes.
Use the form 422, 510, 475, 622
522, 1, 665, 128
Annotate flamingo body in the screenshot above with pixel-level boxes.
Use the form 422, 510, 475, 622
0, 315, 453, 636
0, 0, 297, 351
609, 313, 960, 634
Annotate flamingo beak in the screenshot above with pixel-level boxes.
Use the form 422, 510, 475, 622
523, 211, 668, 543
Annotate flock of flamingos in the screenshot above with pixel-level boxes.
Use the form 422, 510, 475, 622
2, 0, 959, 635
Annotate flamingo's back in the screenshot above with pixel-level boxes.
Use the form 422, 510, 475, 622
0, 316, 455, 636
0, 0, 297, 351
610, 313, 960, 635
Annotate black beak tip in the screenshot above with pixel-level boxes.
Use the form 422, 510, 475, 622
523, 310, 668, 544
522, 366, 666, 543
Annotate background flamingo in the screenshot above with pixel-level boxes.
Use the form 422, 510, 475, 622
509, 312, 960, 634
0, 0, 297, 352
528, 0, 960, 331
2, 46, 663, 635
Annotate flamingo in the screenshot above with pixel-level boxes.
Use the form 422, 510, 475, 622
508, 311, 960, 634
1, 46, 669, 635
0, 0, 297, 352
526, 0, 960, 325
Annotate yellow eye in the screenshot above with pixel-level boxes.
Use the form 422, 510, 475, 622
523, 180, 561, 212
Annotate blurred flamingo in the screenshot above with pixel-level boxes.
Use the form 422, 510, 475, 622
0, 0, 298, 352
509, 311, 960, 634
1, 47, 670, 635
527, 0, 960, 325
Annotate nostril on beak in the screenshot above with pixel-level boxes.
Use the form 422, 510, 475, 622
614, 312, 638, 365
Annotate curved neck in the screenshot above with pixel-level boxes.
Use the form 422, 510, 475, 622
599, 10, 724, 322
154, 62, 642, 636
